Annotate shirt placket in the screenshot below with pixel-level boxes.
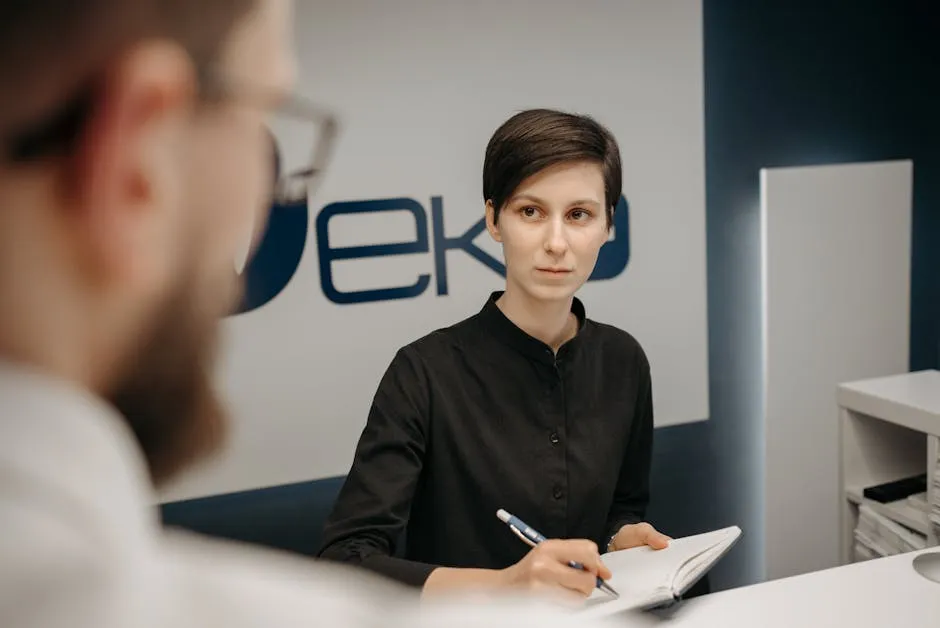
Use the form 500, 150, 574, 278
543, 352, 569, 538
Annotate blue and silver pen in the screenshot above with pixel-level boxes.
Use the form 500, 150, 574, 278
496, 508, 619, 598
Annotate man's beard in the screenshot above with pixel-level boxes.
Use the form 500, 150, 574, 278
107, 277, 229, 487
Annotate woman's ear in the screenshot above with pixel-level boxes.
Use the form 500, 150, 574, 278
485, 200, 502, 243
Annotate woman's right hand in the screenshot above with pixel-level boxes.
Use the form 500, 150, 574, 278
498, 539, 611, 603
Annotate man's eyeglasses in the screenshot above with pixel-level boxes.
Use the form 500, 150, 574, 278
195, 68, 340, 206
3, 67, 340, 207
264, 93, 338, 205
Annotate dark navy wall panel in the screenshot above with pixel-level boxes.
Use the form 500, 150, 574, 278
648, 0, 938, 591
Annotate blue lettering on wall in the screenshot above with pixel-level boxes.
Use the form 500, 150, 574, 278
235, 195, 631, 312
430, 196, 503, 296
593, 196, 631, 281
233, 198, 308, 315
316, 198, 431, 305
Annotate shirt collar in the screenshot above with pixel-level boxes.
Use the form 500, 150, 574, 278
478, 291, 587, 364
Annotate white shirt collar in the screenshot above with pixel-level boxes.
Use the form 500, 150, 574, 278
0, 359, 158, 545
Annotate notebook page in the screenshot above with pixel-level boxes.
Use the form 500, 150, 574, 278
577, 526, 741, 618
672, 528, 740, 594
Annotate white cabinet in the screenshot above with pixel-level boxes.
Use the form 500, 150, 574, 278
839, 370, 940, 564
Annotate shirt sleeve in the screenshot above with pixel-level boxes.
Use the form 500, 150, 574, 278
604, 346, 654, 545
317, 346, 438, 587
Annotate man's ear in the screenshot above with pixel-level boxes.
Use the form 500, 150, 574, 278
485, 200, 502, 243
67, 40, 196, 287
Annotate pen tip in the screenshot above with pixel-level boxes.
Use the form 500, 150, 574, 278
496, 509, 510, 523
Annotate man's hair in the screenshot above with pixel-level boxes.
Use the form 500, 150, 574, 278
482, 108, 622, 226
0, 0, 256, 163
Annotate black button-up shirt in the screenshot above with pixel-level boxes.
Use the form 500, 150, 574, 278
318, 292, 654, 587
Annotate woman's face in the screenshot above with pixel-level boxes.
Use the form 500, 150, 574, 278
486, 160, 610, 304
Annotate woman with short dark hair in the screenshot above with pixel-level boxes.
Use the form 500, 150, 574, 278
319, 108, 668, 601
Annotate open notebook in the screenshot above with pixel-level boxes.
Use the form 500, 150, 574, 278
577, 525, 742, 618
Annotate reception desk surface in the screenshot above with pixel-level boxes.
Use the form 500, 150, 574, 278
623, 549, 940, 627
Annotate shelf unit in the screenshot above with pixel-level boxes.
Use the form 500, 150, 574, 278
838, 370, 940, 564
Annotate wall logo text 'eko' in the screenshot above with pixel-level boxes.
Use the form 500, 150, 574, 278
235, 196, 630, 314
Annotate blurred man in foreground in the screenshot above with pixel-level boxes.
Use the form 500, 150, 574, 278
0, 1, 617, 626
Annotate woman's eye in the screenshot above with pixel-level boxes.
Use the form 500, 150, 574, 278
521, 206, 538, 217
570, 209, 588, 221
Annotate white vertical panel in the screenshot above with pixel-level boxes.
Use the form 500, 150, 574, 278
761, 160, 912, 580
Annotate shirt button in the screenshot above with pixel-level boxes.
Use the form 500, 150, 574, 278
549, 432, 560, 445
553, 485, 564, 500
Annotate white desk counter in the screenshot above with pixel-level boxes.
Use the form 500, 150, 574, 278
619, 549, 940, 627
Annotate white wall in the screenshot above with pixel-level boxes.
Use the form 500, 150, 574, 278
160, 0, 709, 502
760, 160, 913, 580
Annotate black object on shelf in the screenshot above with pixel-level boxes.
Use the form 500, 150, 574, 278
863, 473, 928, 503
